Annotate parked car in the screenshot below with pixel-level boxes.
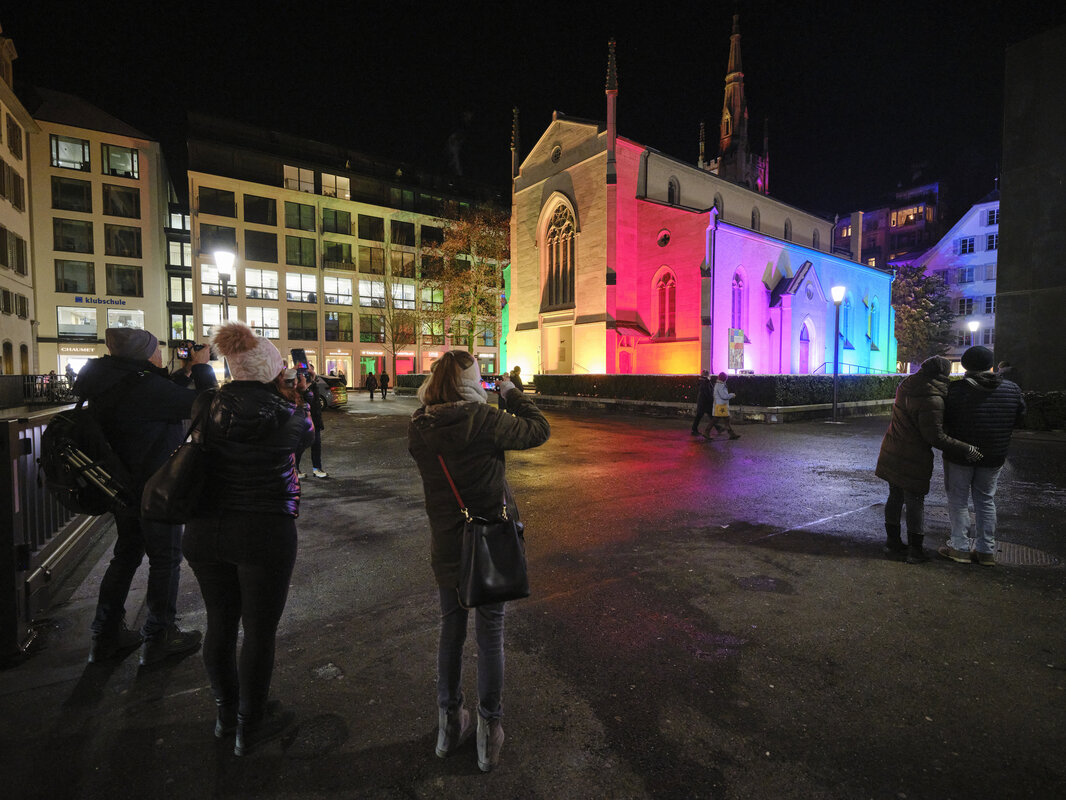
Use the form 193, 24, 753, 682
321, 376, 348, 408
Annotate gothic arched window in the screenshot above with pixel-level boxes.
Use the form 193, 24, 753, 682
667, 177, 680, 206
841, 295, 853, 344
713, 194, 724, 219
751, 207, 761, 231
784, 218, 793, 241
731, 270, 746, 331
543, 204, 575, 310
869, 297, 880, 346
812, 229, 821, 250
656, 271, 676, 337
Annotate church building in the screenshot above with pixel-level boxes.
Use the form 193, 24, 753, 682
507, 18, 897, 376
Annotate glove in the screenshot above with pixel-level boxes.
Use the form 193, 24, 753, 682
966, 446, 983, 462
496, 379, 516, 400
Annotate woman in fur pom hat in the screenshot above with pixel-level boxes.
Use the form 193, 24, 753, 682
181, 320, 314, 756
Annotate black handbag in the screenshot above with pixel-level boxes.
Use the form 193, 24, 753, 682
438, 455, 529, 609
141, 392, 214, 524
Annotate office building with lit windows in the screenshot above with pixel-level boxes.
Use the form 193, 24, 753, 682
186, 114, 502, 383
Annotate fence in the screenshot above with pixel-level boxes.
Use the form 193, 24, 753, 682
0, 405, 108, 659
0, 374, 76, 410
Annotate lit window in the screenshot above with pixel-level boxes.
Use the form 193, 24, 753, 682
392, 283, 415, 310
323, 276, 353, 305
58, 305, 97, 338
51, 135, 90, 171
359, 279, 385, 307
247, 306, 281, 339
245, 268, 279, 300
102, 144, 139, 179
285, 272, 317, 303
321, 173, 351, 200
543, 205, 575, 310
106, 308, 145, 329
284, 165, 314, 193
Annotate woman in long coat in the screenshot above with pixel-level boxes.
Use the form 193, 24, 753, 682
875, 356, 981, 562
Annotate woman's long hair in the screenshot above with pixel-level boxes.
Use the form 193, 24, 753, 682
418, 350, 475, 405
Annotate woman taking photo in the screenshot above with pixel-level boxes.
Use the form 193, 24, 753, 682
408, 351, 550, 772
182, 321, 313, 756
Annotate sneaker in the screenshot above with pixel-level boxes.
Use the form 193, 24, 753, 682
296, 471, 307, 479
139, 625, 202, 666
88, 621, 142, 664
975, 551, 996, 566
312, 468, 328, 478
235, 703, 295, 756
938, 545, 972, 564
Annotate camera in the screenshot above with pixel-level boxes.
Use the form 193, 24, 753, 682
176, 341, 207, 360
176, 345, 191, 360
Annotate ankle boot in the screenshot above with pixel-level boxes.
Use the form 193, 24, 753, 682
883, 523, 907, 556
905, 533, 929, 564
477, 714, 505, 773
435, 706, 473, 758
234, 702, 294, 756
215, 701, 237, 739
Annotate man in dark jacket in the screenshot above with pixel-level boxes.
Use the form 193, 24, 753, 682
940, 346, 1026, 566
690, 370, 713, 436
75, 329, 217, 664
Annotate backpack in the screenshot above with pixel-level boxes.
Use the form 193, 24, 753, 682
38, 377, 140, 516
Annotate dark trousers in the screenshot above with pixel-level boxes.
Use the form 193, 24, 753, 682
692, 401, 709, 432
296, 426, 322, 471
710, 413, 736, 435
380, 386, 388, 399
91, 512, 183, 638
885, 484, 925, 535
183, 512, 297, 720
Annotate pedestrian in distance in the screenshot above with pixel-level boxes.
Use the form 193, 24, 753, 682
690, 370, 713, 435
874, 356, 982, 563
365, 371, 378, 400
295, 363, 329, 478
380, 370, 390, 399
508, 365, 525, 393
408, 350, 550, 773
705, 372, 740, 440
74, 328, 216, 666
181, 321, 314, 756
939, 346, 1026, 566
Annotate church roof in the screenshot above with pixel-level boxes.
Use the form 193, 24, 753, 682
769, 260, 815, 307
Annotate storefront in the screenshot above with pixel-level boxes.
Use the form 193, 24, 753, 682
322, 348, 353, 384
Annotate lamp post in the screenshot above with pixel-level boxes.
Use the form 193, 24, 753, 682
967, 319, 980, 346
214, 250, 235, 380
831, 285, 846, 423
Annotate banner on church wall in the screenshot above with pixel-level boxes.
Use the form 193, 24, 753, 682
728, 328, 745, 370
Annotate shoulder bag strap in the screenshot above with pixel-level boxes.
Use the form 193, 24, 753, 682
437, 453, 508, 521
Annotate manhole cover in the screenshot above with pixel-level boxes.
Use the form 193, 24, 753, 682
995, 541, 1060, 567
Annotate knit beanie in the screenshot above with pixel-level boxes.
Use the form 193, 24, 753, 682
961, 345, 994, 372
105, 328, 158, 361
457, 354, 488, 404
210, 320, 284, 383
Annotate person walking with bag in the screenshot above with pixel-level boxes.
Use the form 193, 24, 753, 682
365, 370, 378, 400
875, 356, 982, 563
690, 370, 713, 436
706, 372, 740, 439
180, 321, 313, 756
408, 350, 550, 773
295, 364, 329, 478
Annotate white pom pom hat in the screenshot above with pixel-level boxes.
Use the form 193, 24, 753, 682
210, 320, 285, 383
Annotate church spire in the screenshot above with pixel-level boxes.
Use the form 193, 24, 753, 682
606, 38, 618, 184
510, 106, 520, 179
719, 13, 747, 158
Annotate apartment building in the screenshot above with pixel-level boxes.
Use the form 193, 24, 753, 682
0, 28, 36, 375
834, 179, 949, 270
26, 87, 170, 375
186, 115, 502, 383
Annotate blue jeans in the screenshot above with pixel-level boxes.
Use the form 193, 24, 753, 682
437, 588, 505, 720
91, 513, 183, 638
183, 512, 297, 719
944, 461, 1003, 555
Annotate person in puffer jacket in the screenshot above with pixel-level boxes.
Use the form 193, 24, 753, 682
181, 321, 313, 757
940, 345, 1026, 566
408, 350, 549, 773
875, 356, 981, 563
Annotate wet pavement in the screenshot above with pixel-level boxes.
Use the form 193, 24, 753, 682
2, 394, 1065, 799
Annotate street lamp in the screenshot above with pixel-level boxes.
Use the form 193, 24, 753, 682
831, 285, 846, 423
967, 319, 980, 346
214, 249, 235, 380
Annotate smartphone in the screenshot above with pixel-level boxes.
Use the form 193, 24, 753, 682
481, 379, 497, 391
290, 348, 309, 370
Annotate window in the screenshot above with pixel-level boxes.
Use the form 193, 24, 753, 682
783, 219, 793, 241
731, 271, 745, 331
53, 218, 94, 253
360, 314, 385, 342
957, 297, 974, 315
169, 212, 190, 230
322, 208, 351, 234
200, 264, 236, 298
102, 144, 139, 178
358, 215, 385, 241
288, 309, 318, 340
106, 263, 143, 296
812, 229, 820, 250
285, 235, 315, 267
14, 293, 28, 319
869, 297, 880, 346
421, 225, 444, 248
247, 306, 280, 338
1, 162, 25, 210
168, 241, 192, 267
543, 204, 575, 310
200, 223, 236, 254
321, 173, 350, 200
421, 319, 444, 344
954, 237, 975, 255
0, 227, 28, 274
420, 254, 443, 280
957, 266, 975, 284
840, 224, 852, 238
285, 201, 315, 231
987, 209, 999, 226
245, 268, 279, 300
667, 177, 680, 205
0, 288, 10, 314
986, 233, 999, 251
359, 245, 385, 274
421, 287, 443, 310
324, 311, 353, 342
283, 165, 314, 193
479, 327, 495, 347
324, 276, 353, 305
983, 327, 995, 345
245, 230, 278, 263
199, 186, 236, 217
392, 283, 415, 310
55, 259, 95, 293
6, 114, 23, 159
985, 264, 997, 280
286, 272, 317, 303
985, 296, 996, 315
51, 135, 90, 171
201, 303, 236, 336
243, 194, 277, 225
106, 308, 144, 329
170, 312, 195, 341
52, 176, 93, 212
104, 224, 142, 258
866, 257, 877, 267
169, 275, 194, 303
750, 207, 761, 231
102, 184, 140, 218
323, 241, 353, 267
391, 250, 416, 278
58, 306, 97, 338
656, 271, 676, 337
392, 220, 415, 246
359, 279, 385, 307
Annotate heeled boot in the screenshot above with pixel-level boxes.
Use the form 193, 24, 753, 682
883, 523, 907, 557
905, 533, 930, 564
435, 706, 473, 758
477, 714, 505, 773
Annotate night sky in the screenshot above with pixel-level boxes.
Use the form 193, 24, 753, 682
5, 1, 1065, 217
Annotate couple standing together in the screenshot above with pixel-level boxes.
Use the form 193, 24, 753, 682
875, 345, 1025, 565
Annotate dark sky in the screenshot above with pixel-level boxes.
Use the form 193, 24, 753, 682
5, 1, 1065, 216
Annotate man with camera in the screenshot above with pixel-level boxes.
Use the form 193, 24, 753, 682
75, 329, 217, 666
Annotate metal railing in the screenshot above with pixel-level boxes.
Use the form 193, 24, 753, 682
811, 362, 902, 376
0, 375, 76, 409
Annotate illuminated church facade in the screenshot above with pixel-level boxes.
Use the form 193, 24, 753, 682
506, 18, 897, 376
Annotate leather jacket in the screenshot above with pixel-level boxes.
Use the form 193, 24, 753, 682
197, 380, 313, 517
